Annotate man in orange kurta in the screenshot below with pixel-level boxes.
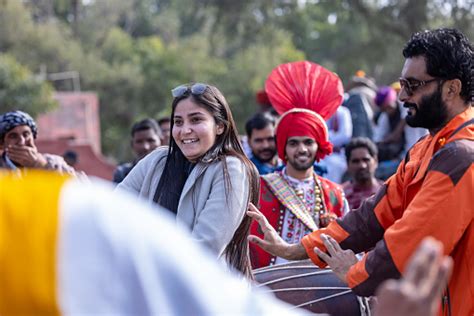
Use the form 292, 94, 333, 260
248, 28, 474, 316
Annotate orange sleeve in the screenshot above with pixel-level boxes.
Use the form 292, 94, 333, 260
302, 221, 350, 268
301, 158, 407, 294
302, 170, 404, 265
346, 141, 473, 296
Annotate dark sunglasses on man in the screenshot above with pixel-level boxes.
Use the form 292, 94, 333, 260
399, 77, 444, 96
171, 83, 208, 98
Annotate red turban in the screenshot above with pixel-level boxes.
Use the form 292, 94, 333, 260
276, 109, 332, 163
256, 90, 270, 106
265, 61, 343, 163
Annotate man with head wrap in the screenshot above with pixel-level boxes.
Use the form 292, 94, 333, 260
0, 110, 74, 173
249, 62, 349, 269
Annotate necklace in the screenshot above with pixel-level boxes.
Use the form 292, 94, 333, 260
293, 174, 326, 228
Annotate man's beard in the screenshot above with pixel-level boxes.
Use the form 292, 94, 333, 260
254, 148, 276, 163
287, 154, 315, 171
404, 87, 449, 129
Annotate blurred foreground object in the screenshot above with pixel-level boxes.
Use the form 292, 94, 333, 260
375, 237, 453, 316
0, 171, 304, 316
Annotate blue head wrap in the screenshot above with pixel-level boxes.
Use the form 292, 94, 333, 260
0, 110, 38, 141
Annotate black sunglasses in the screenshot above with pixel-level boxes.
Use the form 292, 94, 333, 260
399, 77, 443, 96
171, 83, 208, 98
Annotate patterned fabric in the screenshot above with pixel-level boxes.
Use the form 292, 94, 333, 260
280, 172, 316, 243
275, 173, 317, 265
250, 169, 349, 268
262, 171, 318, 231
0, 111, 38, 140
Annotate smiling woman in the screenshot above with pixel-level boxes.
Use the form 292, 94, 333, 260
172, 98, 224, 161
117, 83, 259, 278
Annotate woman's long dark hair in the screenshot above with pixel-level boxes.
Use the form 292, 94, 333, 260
154, 84, 259, 279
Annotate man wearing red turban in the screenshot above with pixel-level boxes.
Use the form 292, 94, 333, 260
249, 61, 350, 269
249, 106, 349, 269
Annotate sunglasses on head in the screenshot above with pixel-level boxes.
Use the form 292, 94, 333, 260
399, 77, 443, 96
171, 83, 208, 98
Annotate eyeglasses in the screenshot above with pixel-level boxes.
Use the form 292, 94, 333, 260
171, 83, 208, 98
399, 77, 442, 96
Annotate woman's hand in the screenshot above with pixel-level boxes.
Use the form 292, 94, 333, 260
247, 203, 307, 261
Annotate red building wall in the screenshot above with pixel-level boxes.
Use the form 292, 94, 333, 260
36, 92, 116, 180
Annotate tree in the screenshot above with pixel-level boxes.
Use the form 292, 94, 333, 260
2, 0, 471, 161
0, 54, 57, 117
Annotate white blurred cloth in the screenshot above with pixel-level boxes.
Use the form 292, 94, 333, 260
58, 178, 311, 315
320, 106, 352, 183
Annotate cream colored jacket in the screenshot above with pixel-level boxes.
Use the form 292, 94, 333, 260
117, 147, 249, 257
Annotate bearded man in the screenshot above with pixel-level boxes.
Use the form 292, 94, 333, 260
245, 112, 279, 175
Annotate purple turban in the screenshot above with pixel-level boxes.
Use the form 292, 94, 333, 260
375, 86, 397, 107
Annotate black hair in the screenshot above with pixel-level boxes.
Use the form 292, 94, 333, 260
403, 28, 474, 103
63, 150, 78, 165
130, 118, 161, 138
154, 83, 259, 279
345, 137, 378, 162
245, 112, 275, 138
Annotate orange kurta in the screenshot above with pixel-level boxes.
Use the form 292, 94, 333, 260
302, 107, 474, 316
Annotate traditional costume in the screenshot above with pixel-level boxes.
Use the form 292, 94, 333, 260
250, 61, 349, 268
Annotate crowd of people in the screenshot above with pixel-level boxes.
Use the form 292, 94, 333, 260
0, 27, 473, 315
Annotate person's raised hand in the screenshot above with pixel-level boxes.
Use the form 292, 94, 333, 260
247, 203, 307, 261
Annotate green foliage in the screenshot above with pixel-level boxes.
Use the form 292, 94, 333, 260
0, 0, 33, 52
216, 30, 305, 131
1, 0, 472, 161
0, 54, 57, 117
101, 27, 136, 65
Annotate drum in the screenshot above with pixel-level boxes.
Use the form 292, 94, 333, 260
254, 260, 369, 315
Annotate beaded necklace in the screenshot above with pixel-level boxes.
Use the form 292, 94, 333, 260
287, 173, 327, 229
